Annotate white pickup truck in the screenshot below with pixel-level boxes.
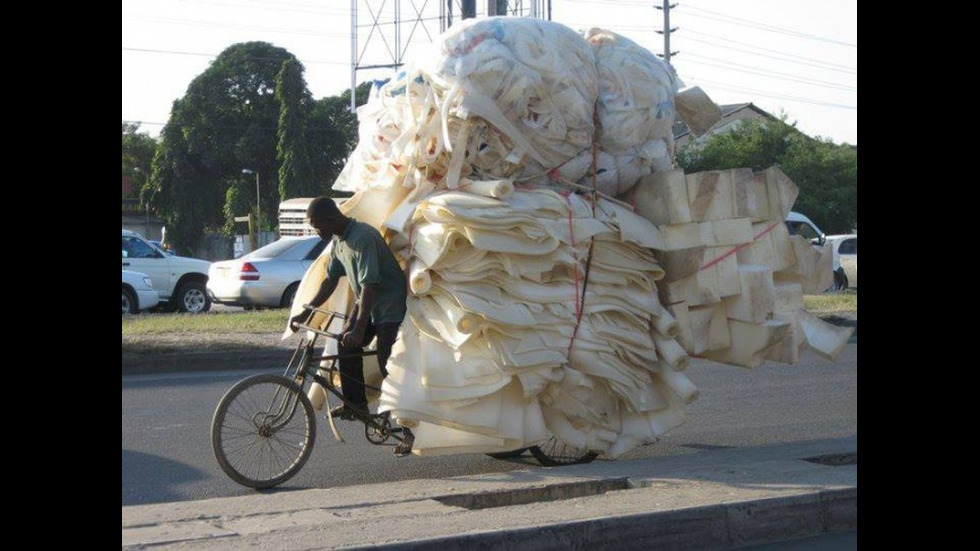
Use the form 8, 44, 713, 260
121, 229, 212, 313
784, 211, 825, 246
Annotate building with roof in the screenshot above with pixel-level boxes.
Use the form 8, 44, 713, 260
673, 103, 780, 149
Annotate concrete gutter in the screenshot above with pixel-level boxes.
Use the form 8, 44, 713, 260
121, 436, 856, 550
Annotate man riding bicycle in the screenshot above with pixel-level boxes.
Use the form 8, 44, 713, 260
289, 197, 413, 457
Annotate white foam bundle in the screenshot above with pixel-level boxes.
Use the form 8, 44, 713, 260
290, 17, 850, 459
336, 17, 601, 194
335, 17, 681, 197
376, 189, 694, 456
583, 28, 682, 195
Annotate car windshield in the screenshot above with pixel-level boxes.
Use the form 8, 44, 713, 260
785, 221, 820, 241
838, 238, 857, 255
123, 236, 161, 259
244, 238, 313, 259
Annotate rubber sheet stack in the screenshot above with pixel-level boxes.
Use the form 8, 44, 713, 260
289, 17, 852, 458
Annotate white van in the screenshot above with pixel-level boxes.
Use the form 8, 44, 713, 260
278, 197, 317, 237
784, 211, 825, 246
122, 229, 212, 312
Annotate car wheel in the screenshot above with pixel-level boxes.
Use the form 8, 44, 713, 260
122, 287, 138, 315
280, 283, 300, 309
827, 270, 847, 293
174, 281, 211, 313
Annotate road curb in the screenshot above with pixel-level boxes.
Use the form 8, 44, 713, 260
122, 438, 857, 550
358, 488, 857, 551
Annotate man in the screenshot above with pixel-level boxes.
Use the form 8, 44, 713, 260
289, 197, 413, 457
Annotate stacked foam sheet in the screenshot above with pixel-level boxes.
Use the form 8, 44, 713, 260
288, 16, 851, 458
373, 188, 697, 457
629, 165, 851, 368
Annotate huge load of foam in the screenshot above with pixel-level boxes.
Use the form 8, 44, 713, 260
289, 17, 852, 457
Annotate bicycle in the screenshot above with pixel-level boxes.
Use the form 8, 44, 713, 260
210, 306, 596, 489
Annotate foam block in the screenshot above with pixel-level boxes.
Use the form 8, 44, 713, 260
632, 169, 692, 226
723, 264, 775, 323
703, 319, 791, 368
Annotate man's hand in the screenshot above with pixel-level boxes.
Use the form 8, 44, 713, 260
289, 309, 313, 332
341, 324, 366, 348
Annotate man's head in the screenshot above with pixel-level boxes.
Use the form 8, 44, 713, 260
307, 197, 348, 240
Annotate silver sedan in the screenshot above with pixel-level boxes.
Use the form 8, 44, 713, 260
207, 237, 325, 308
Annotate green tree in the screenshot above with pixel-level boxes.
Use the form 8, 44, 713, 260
145, 42, 299, 251
275, 59, 317, 199
675, 118, 857, 233
122, 123, 157, 199
308, 81, 372, 196
144, 40, 375, 252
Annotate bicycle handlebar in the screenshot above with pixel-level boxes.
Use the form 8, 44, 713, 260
293, 306, 350, 340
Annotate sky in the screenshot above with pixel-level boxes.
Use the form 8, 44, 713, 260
122, 0, 857, 145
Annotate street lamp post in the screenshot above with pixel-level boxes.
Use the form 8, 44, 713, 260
242, 169, 260, 245
134, 167, 149, 237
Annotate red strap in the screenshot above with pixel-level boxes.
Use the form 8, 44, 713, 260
698, 220, 782, 272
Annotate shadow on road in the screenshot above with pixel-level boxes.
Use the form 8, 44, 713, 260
122, 449, 209, 506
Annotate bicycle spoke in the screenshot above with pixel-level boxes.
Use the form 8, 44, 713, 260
271, 437, 305, 453
213, 374, 316, 488
266, 439, 288, 474
219, 428, 259, 440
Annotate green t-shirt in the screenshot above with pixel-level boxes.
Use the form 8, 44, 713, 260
327, 219, 407, 324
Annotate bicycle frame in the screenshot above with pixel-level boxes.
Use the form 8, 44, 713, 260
288, 306, 406, 446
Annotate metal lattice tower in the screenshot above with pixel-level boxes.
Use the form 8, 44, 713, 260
349, 1, 552, 110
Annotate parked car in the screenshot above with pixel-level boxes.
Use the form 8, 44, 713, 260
784, 211, 826, 246
122, 229, 212, 313
149, 240, 176, 256
826, 234, 857, 291
122, 270, 160, 314
207, 236, 326, 309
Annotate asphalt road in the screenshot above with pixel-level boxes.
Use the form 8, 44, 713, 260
122, 343, 857, 507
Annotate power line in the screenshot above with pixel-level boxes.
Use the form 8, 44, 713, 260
681, 4, 856, 48
680, 53, 856, 92
682, 30, 856, 74
123, 14, 351, 39
122, 46, 349, 66
678, 75, 856, 110
125, 0, 349, 18
122, 120, 167, 127
562, 0, 650, 6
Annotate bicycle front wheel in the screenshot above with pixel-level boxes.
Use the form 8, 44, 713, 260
211, 374, 316, 489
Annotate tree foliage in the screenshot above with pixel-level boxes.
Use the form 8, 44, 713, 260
275, 59, 317, 199
307, 81, 372, 197
675, 118, 857, 234
142, 40, 372, 252
122, 123, 157, 199
145, 42, 293, 249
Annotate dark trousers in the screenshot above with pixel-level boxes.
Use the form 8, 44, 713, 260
337, 321, 400, 409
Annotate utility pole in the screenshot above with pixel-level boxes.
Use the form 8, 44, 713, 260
133, 167, 150, 238
242, 169, 260, 250
488, 0, 507, 16
654, 1, 679, 64
462, 0, 476, 19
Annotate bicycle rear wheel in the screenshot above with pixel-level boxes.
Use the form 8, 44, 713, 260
486, 447, 529, 460
529, 436, 598, 467
211, 374, 316, 489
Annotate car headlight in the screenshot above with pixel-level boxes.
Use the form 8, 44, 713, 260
143, 277, 153, 288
